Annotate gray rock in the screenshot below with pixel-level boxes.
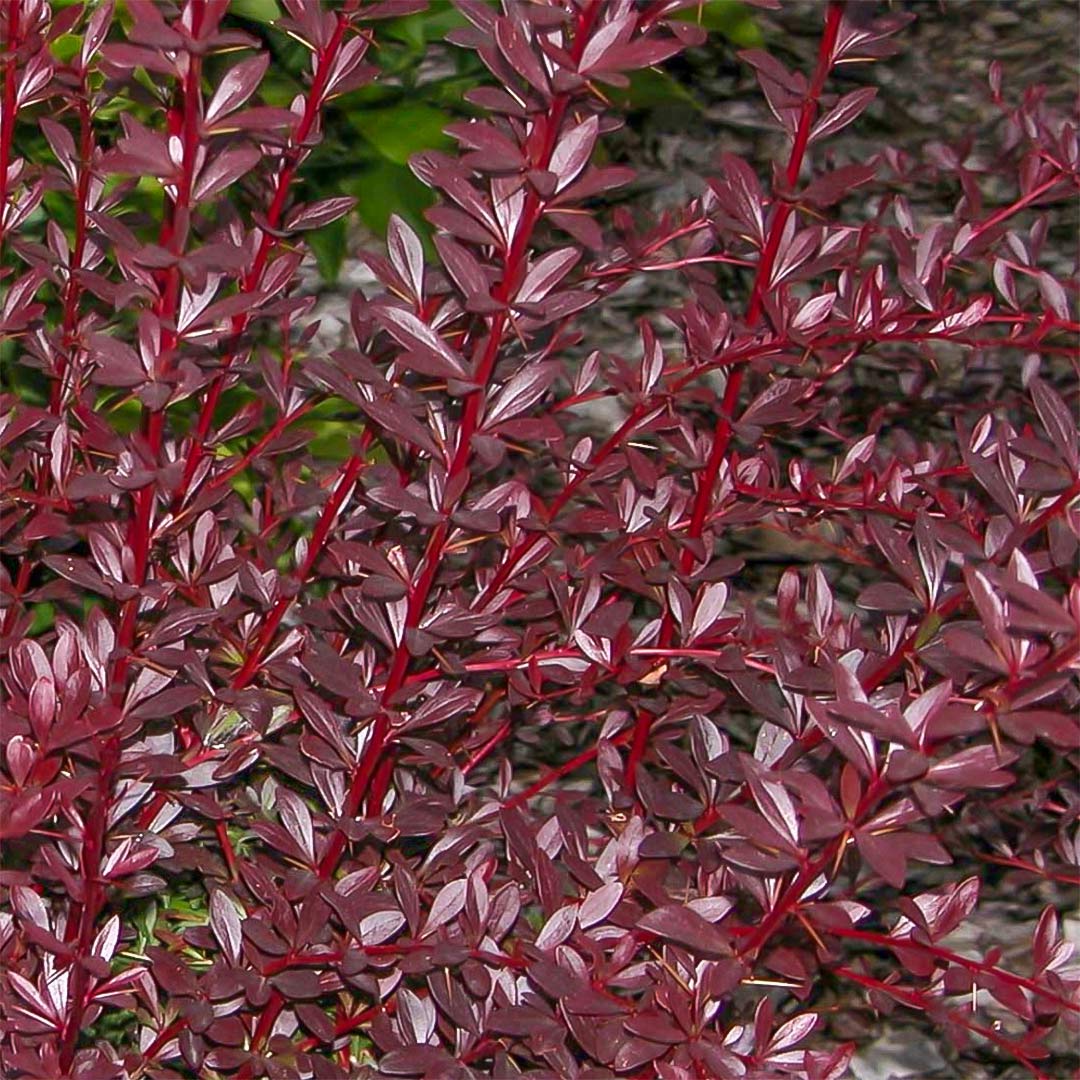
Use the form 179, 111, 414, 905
850, 1028, 948, 1080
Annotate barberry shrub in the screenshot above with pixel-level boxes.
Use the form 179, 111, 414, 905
1, 1, 1078, 1078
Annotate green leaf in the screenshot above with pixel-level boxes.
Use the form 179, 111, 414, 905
213, 386, 259, 427
673, 0, 762, 47
425, 73, 489, 111
42, 191, 78, 232
915, 612, 944, 649
134, 901, 158, 953
382, 6, 471, 49
381, 13, 426, 51
89, 1006, 140, 1051
308, 420, 354, 462
50, 32, 82, 63
610, 68, 701, 112
306, 396, 355, 420
349, 159, 435, 250
229, 0, 281, 23
350, 103, 452, 166
308, 216, 349, 285
259, 68, 303, 108
29, 603, 55, 636
95, 92, 140, 124
106, 398, 142, 436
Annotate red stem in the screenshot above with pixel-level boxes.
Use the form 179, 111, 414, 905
470, 300, 1064, 630
173, 13, 353, 507
737, 773, 888, 962
0, 1, 30, 640
232, 453, 365, 689
0, 0, 19, 260
831, 966, 1052, 1079
1000, 476, 1080, 560
132, 435, 371, 838
58, 9, 207, 1066
461, 719, 512, 778
202, 402, 315, 495
296, 1004, 382, 1053
2, 81, 96, 639
626, 1, 846, 795
472, 400, 657, 612
315, 0, 607, 878
944, 171, 1075, 271
977, 852, 1080, 887
503, 727, 634, 812
236, 5, 614, 1055
826, 926, 1079, 1013
52, 83, 94, 410
133, 1017, 187, 1075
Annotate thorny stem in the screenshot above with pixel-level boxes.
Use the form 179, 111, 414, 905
231, 451, 366, 689
0, 0, 28, 640
316, 0, 607, 878
734, 770, 895, 970
718, 607, 1076, 1029
131, 430, 372, 838
296, 1003, 382, 1054
473, 402, 660, 611
461, 719, 512, 778
58, 7, 207, 1067
943, 170, 1077, 273
0, 0, 19, 261
260, 942, 527, 980
381, 641, 741, 696
977, 852, 1080, 887
824, 925, 1080, 1014
830, 966, 1053, 1080
734, 480, 956, 528
129, 18, 374, 846
243, 5, 609, 1059
204, 402, 315, 495
687, 0, 846, 540
1000, 476, 1080, 559
1, 81, 95, 640
862, 587, 970, 692
626, 1, 846, 795
53, 84, 93, 411
503, 727, 634, 812
173, 11, 354, 506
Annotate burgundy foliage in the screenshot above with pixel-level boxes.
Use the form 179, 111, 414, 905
1, 1, 1078, 1078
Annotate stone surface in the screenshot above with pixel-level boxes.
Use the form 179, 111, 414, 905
850, 1028, 949, 1080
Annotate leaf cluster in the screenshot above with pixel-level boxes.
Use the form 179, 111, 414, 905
1, 2, 1078, 1079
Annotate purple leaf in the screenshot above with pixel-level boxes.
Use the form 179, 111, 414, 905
204, 53, 269, 129
535, 903, 578, 950
373, 305, 469, 380
209, 891, 243, 966
422, 879, 467, 936
578, 881, 623, 929
809, 87, 877, 144
484, 362, 559, 428
276, 787, 315, 863
193, 145, 261, 202
548, 115, 599, 193
285, 196, 357, 232
387, 214, 425, 302
638, 905, 732, 958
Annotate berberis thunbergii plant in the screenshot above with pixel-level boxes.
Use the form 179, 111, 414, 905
1, 1, 1077, 1077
